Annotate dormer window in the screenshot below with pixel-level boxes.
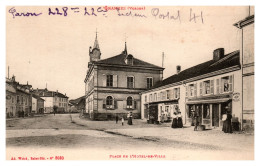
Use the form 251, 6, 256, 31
126, 55, 133, 65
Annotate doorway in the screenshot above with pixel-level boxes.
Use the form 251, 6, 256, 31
212, 104, 219, 127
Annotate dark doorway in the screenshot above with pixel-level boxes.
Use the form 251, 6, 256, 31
212, 104, 219, 127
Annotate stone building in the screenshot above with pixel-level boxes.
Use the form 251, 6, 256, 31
141, 48, 243, 130
6, 76, 32, 117
33, 88, 69, 113
234, 8, 254, 131
84, 34, 164, 120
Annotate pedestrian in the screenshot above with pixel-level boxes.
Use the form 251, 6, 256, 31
222, 111, 233, 133
171, 112, 178, 128
194, 114, 199, 131
127, 112, 133, 125
121, 117, 124, 126
115, 114, 119, 124
191, 108, 195, 126
177, 112, 183, 128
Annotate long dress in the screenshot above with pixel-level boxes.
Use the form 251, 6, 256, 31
223, 114, 232, 133
171, 115, 178, 128
177, 115, 183, 128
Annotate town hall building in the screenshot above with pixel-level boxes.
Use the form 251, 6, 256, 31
84, 34, 164, 120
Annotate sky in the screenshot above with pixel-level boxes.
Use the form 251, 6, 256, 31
6, 6, 251, 99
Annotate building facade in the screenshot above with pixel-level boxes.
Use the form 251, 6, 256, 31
32, 94, 45, 114
33, 88, 69, 113
84, 35, 164, 120
141, 49, 243, 130
6, 76, 32, 117
69, 96, 86, 113
234, 10, 254, 131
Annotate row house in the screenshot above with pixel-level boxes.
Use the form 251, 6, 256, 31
141, 48, 242, 130
6, 76, 32, 117
84, 34, 164, 120
234, 11, 254, 131
33, 88, 69, 113
32, 94, 45, 114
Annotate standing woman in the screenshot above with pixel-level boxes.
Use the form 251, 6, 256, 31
223, 111, 232, 133
177, 112, 183, 128
171, 112, 178, 128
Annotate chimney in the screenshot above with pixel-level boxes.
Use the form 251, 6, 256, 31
176, 65, 181, 74
213, 48, 225, 61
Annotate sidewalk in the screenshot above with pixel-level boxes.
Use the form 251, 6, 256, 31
72, 114, 254, 152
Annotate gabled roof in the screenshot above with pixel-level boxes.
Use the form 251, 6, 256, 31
150, 50, 240, 89
32, 94, 45, 101
32, 89, 68, 98
94, 53, 164, 69
69, 96, 85, 105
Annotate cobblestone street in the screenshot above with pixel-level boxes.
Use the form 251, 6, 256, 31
6, 114, 254, 160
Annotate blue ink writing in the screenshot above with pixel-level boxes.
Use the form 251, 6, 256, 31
117, 9, 147, 18
151, 8, 180, 22
48, 7, 68, 16
9, 7, 42, 19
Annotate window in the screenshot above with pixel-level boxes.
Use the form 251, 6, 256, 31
12, 97, 14, 103
126, 55, 133, 65
154, 93, 157, 101
189, 85, 194, 97
203, 104, 210, 119
106, 75, 113, 87
174, 88, 180, 99
106, 96, 113, 108
166, 90, 170, 100
147, 77, 153, 89
145, 95, 147, 103
25, 98, 28, 105
149, 94, 153, 102
162, 91, 166, 100
21, 96, 24, 104
127, 76, 134, 88
204, 81, 210, 94
17, 96, 20, 104
127, 96, 133, 108
222, 77, 229, 92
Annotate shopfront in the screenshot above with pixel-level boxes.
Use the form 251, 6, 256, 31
146, 99, 179, 123
186, 96, 232, 129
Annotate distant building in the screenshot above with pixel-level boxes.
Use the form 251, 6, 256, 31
32, 94, 45, 114
84, 34, 164, 120
234, 9, 254, 131
33, 88, 69, 113
141, 49, 242, 130
6, 76, 32, 117
69, 96, 86, 113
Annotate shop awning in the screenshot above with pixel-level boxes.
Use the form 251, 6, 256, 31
186, 98, 231, 104
147, 99, 179, 105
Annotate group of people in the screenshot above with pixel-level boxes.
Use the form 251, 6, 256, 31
171, 112, 183, 128
115, 112, 133, 126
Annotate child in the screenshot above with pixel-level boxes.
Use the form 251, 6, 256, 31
121, 117, 124, 126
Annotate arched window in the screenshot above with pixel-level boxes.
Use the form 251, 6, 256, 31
106, 96, 113, 107
127, 96, 133, 108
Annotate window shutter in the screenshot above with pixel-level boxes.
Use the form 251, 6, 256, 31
103, 99, 106, 109
229, 75, 233, 92
177, 88, 180, 98
220, 79, 223, 93
113, 75, 118, 87
210, 79, 214, 94
123, 102, 126, 109
216, 79, 220, 94
194, 83, 197, 97
199, 82, 202, 96
114, 100, 117, 109
169, 89, 174, 100
102, 74, 106, 87
134, 100, 137, 109
173, 89, 176, 99
185, 86, 188, 97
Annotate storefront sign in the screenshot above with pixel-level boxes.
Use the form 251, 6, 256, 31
6, 95, 11, 100
232, 92, 240, 102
